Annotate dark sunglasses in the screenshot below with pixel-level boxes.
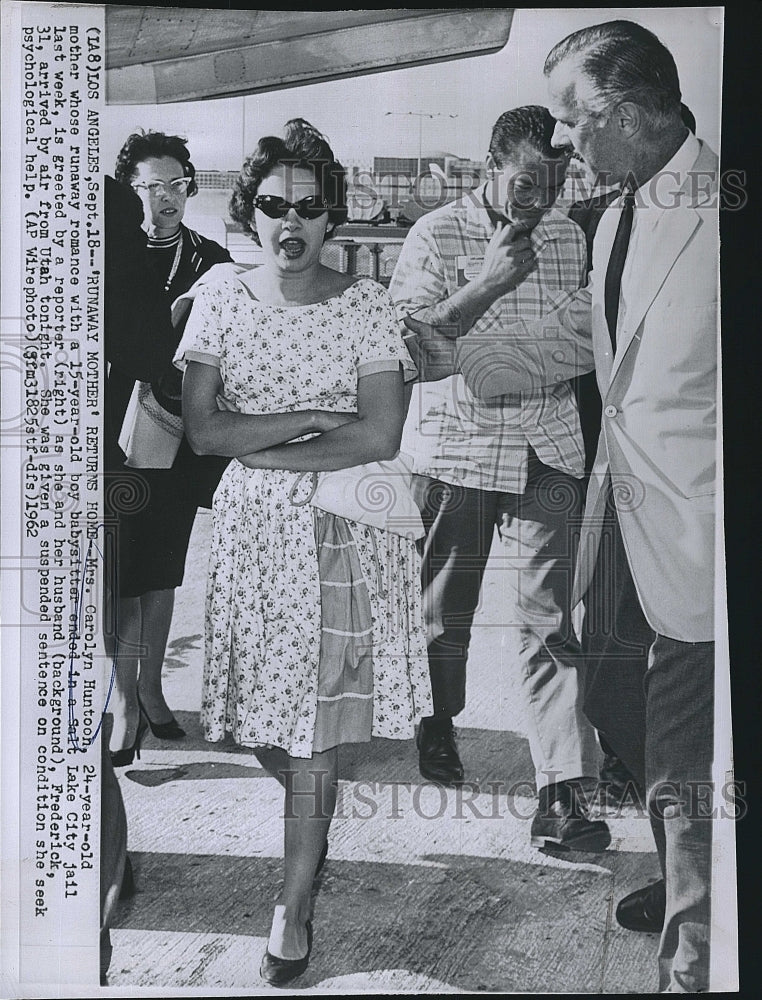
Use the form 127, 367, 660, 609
253, 194, 329, 220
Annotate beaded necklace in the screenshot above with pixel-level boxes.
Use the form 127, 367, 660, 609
147, 229, 184, 292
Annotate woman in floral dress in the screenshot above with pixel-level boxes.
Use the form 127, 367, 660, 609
176, 120, 431, 984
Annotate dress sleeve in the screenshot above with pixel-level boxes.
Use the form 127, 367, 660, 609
173, 280, 232, 371
355, 279, 418, 383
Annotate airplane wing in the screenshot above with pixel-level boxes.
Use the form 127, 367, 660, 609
106, 7, 515, 104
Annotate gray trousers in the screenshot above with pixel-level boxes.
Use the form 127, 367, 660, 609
418, 451, 599, 789
582, 484, 714, 991
647, 634, 714, 993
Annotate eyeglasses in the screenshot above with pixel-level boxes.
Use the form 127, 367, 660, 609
253, 194, 329, 220
132, 177, 192, 197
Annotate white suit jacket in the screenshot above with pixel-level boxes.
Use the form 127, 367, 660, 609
459, 135, 719, 642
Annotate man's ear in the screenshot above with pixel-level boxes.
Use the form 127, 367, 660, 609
485, 152, 498, 177
325, 222, 336, 238
613, 101, 642, 138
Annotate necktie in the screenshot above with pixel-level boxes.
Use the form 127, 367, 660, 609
604, 189, 636, 352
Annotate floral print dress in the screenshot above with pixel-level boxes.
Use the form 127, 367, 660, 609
175, 276, 432, 757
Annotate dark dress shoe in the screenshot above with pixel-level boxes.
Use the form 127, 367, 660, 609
137, 693, 186, 740
260, 920, 312, 986
109, 717, 149, 768
145, 715, 186, 740
616, 879, 666, 933
530, 780, 611, 852
417, 717, 464, 785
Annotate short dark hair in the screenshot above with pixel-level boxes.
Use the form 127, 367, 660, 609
489, 105, 568, 166
114, 130, 198, 196
544, 20, 682, 124
229, 118, 348, 245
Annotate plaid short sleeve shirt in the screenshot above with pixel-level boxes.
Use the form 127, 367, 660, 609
390, 190, 588, 493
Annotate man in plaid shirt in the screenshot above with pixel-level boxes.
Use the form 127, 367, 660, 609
390, 106, 609, 851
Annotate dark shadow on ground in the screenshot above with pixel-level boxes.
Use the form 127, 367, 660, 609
124, 761, 272, 786
139, 722, 536, 794
161, 634, 204, 672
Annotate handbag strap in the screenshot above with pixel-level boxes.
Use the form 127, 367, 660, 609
288, 470, 319, 507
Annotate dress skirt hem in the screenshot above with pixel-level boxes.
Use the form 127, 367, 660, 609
200, 462, 432, 760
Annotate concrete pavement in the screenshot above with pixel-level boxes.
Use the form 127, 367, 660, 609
108, 510, 661, 993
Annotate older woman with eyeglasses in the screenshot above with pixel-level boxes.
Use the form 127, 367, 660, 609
176, 119, 431, 984
107, 131, 232, 765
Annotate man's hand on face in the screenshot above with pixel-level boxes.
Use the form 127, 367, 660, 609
402, 221, 536, 348
478, 222, 536, 297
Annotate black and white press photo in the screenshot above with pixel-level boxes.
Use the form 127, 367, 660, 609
1, 4, 740, 995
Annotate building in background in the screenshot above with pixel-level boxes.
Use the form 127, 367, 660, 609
194, 169, 240, 190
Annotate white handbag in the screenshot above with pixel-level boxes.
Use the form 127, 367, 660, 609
118, 381, 184, 469
289, 451, 425, 539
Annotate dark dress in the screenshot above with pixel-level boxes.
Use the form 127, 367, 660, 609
104, 178, 232, 598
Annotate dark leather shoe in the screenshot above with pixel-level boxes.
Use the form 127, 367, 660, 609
417, 717, 464, 785
616, 879, 666, 933
260, 920, 312, 986
530, 780, 611, 852
109, 717, 149, 769
137, 693, 186, 740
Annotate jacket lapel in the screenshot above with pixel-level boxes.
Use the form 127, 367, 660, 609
609, 207, 701, 382
607, 141, 716, 384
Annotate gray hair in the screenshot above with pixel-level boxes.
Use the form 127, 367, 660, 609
544, 20, 682, 126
